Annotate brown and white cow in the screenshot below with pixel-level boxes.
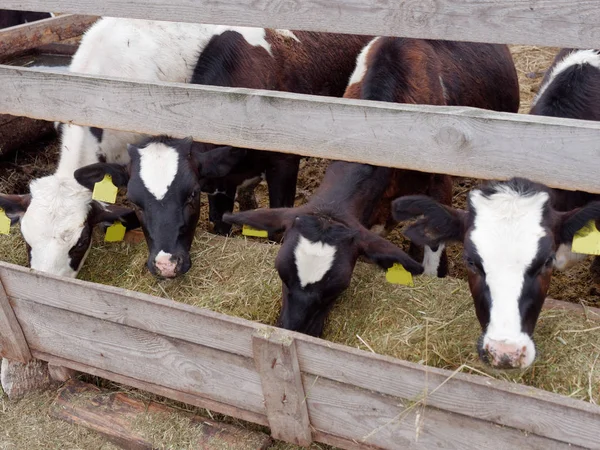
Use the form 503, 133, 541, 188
222, 37, 520, 337
73, 29, 371, 278
531, 49, 600, 281
393, 178, 600, 369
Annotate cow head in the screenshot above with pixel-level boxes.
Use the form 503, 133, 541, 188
74, 136, 245, 278
393, 178, 600, 369
223, 208, 423, 337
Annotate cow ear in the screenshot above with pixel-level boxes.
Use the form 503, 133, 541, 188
555, 201, 600, 244
223, 208, 293, 233
392, 195, 466, 247
193, 146, 246, 178
90, 202, 140, 230
358, 229, 424, 274
74, 163, 130, 191
0, 194, 31, 224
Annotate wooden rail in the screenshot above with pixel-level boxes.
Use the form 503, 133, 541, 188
0, 261, 598, 449
1, 66, 600, 193
3, 0, 600, 49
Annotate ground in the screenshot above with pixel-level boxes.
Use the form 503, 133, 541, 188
0, 45, 598, 449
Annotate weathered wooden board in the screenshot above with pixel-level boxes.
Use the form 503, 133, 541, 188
1, 67, 600, 193
0, 14, 97, 63
2, 0, 600, 48
304, 375, 579, 450
544, 297, 600, 322
1, 260, 599, 448
253, 330, 312, 446
34, 350, 270, 427
11, 298, 267, 415
50, 380, 272, 450
0, 278, 31, 362
0, 357, 51, 400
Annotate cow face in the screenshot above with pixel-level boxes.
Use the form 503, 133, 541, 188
224, 208, 423, 336
393, 178, 600, 369
0, 180, 137, 277
74, 136, 245, 278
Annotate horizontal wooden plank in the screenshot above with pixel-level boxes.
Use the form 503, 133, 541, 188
296, 340, 600, 449
1, 67, 600, 194
303, 375, 575, 450
34, 350, 269, 427
0, 15, 97, 63
11, 297, 267, 415
2, 261, 599, 448
2, 0, 600, 48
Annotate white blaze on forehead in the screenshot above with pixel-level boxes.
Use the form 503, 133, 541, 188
138, 143, 179, 201
294, 236, 336, 288
20, 175, 92, 277
534, 49, 600, 105
347, 37, 380, 87
470, 187, 549, 349
214, 26, 273, 56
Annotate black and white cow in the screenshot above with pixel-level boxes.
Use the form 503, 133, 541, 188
393, 178, 600, 369
222, 37, 520, 337
0, 9, 51, 29
0, 18, 284, 277
73, 29, 371, 277
530, 49, 600, 282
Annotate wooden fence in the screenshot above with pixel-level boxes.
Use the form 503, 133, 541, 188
0, 2, 600, 448
0, 261, 599, 449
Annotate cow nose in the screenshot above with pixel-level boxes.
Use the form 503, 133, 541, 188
483, 339, 529, 369
153, 251, 181, 278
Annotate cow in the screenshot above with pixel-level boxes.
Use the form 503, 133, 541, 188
0, 10, 51, 29
72, 29, 372, 277
393, 178, 600, 369
0, 18, 271, 277
530, 49, 600, 284
222, 37, 520, 337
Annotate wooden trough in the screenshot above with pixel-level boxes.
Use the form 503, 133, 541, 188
0, 2, 600, 449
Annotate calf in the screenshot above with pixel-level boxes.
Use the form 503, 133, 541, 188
393, 179, 600, 369
223, 37, 520, 337
530, 49, 600, 282
0, 10, 51, 29
73, 29, 371, 277
0, 18, 238, 276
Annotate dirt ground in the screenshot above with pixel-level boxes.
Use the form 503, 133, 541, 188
1, 45, 598, 449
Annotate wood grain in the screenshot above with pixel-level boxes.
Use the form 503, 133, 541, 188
48, 364, 77, 382
253, 330, 312, 446
1, 67, 600, 193
50, 380, 272, 450
0, 278, 31, 362
2, 0, 600, 48
0, 15, 97, 63
303, 374, 576, 450
11, 297, 267, 415
0, 358, 51, 400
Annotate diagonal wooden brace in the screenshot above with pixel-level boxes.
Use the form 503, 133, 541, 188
0, 277, 32, 363
252, 328, 312, 447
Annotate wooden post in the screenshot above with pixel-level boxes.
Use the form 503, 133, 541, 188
252, 328, 312, 447
0, 278, 31, 363
48, 364, 77, 382
1, 358, 51, 400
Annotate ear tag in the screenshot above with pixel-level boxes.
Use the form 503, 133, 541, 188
105, 221, 126, 242
92, 174, 118, 204
386, 263, 414, 286
242, 224, 268, 238
572, 220, 600, 255
0, 208, 11, 235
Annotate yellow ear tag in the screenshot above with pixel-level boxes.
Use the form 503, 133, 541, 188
242, 224, 268, 238
0, 208, 11, 235
572, 220, 600, 255
386, 263, 414, 286
105, 221, 126, 243
92, 174, 118, 204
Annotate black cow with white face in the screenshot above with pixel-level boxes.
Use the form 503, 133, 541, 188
393, 178, 600, 369
74, 136, 245, 278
